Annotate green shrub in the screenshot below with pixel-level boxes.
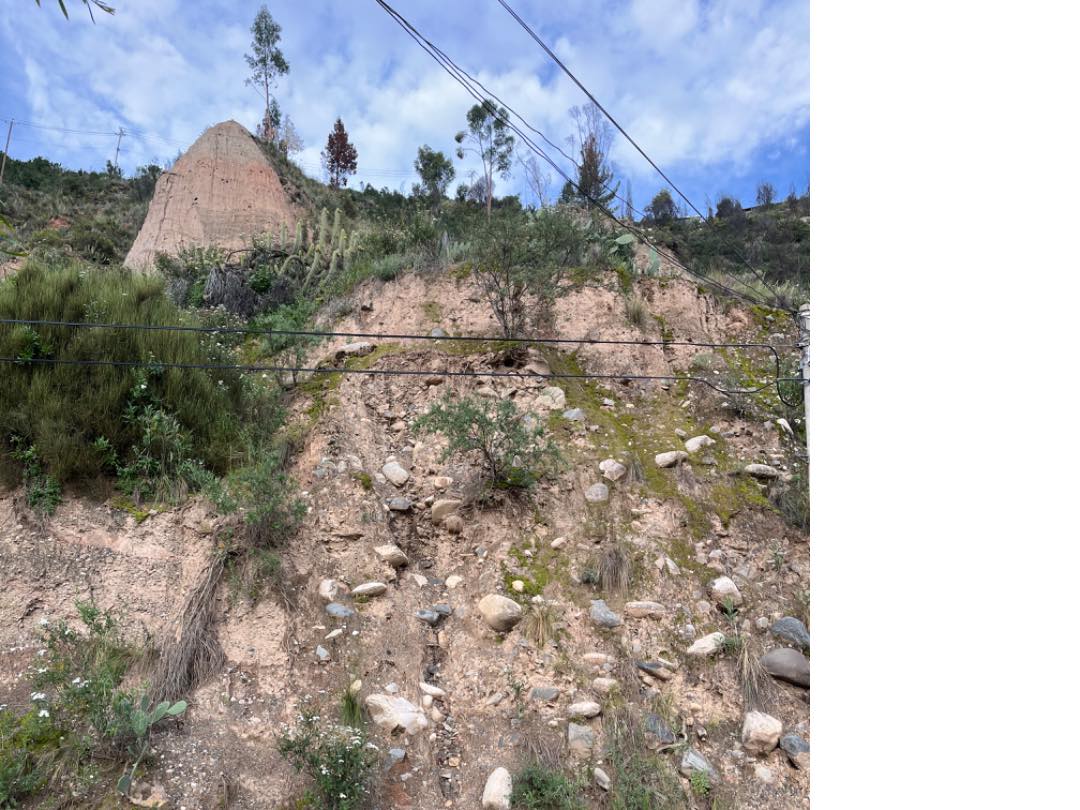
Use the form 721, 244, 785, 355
207, 450, 306, 550
414, 394, 560, 490
366, 252, 412, 281
9, 439, 61, 514
511, 763, 585, 809
277, 713, 378, 810
0, 258, 274, 488
0, 602, 185, 806
94, 370, 212, 504
773, 464, 809, 532
470, 208, 592, 338
604, 712, 684, 810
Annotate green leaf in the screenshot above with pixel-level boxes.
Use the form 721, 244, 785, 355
117, 773, 132, 795
166, 700, 188, 716
149, 702, 170, 724
614, 234, 635, 246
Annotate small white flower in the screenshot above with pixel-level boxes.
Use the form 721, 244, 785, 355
38, 709, 49, 718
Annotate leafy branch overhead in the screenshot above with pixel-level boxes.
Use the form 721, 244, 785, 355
35, 0, 114, 22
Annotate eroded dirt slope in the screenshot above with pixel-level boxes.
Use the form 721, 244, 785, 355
0, 273, 809, 809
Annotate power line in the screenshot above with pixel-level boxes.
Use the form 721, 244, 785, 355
2, 116, 414, 176
0, 317, 799, 353
0, 318, 804, 405
495, 0, 699, 216
495, 0, 790, 309
0, 355, 802, 401
373, 1, 774, 311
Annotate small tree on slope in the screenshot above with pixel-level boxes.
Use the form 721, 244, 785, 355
322, 118, 358, 189
245, 5, 289, 143
455, 99, 515, 219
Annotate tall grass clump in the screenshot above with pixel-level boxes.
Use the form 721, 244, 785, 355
0, 257, 275, 491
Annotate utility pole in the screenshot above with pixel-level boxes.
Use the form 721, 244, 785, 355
113, 127, 125, 171
798, 303, 810, 457
0, 120, 13, 187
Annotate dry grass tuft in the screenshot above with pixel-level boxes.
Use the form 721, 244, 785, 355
624, 294, 649, 330
521, 726, 564, 770
149, 552, 226, 702
523, 600, 559, 648
736, 636, 774, 712
597, 545, 631, 594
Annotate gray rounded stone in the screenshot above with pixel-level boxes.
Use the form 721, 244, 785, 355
761, 647, 810, 687
771, 616, 810, 650
325, 602, 356, 618
589, 599, 622, 628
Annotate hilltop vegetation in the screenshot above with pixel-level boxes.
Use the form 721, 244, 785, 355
0, 155, 159, 265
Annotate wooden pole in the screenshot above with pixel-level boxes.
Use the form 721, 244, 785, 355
0, 120, 13, 187
113, 127, 125, 170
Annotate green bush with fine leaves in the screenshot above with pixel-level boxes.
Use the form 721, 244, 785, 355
414, 394, 560, 490
0, 256, 275, 490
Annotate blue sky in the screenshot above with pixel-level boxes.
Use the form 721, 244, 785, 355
0, 0, 808, 210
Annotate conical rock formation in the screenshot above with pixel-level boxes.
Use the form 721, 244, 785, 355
124, 120, 298, 270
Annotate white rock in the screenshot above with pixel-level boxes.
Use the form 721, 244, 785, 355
684, 435, 716, 453
741, 711, 783, 756
482, 767, 512, 810
477, 594, 524, 632
335, 341, 375, 359
430, 498, 462, 523
654, 450, 688, 468
365, 694, 429, 735
352, 582, 387, 597
567, 700, 602, 719
710, 576, 743, 606
324, 628, 343, 640
419, 682, 445, 698
535, 386, 566, 411
599, 459, 627, 481
374, 544, 409, 568
550, 537, 566, 549
511, 580, 525, 593
687, 632, 726, 656
584, 482, 609, 503
594, 767, 611, 791
382, 461, 410, 487
318, 578, 347, 601
445, 574, 463, 589
591, 677, 618, 695
743, 463, 780, 479
624, 600, 666, 618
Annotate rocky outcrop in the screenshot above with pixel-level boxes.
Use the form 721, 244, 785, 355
124, 120, 298, 270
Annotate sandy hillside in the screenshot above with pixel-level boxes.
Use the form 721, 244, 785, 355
0, 273, 810, 809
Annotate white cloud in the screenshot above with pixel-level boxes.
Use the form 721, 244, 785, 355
0, 0, 808, 204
